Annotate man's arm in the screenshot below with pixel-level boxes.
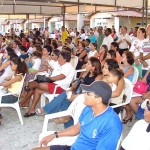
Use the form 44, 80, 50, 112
40, 122, 80, 146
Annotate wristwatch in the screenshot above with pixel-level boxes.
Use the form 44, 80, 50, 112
54, 131, 59, 138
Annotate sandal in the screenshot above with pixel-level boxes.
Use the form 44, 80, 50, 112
24, 112, 36, 118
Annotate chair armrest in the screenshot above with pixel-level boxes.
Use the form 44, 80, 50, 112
111, 102, 130, 109
42, 110, 72, 133
74, 69, 86, 80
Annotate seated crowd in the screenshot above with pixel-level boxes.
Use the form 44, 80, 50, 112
0, 24, 150, 149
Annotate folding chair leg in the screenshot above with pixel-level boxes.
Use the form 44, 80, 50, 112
41, 95, 46, 107
14, 102, 23, 125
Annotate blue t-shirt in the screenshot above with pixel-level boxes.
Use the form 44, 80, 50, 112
71, 106, 122, 150
88, 36, 97, 43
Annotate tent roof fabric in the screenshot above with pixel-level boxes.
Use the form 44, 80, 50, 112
0, 0, 149, 18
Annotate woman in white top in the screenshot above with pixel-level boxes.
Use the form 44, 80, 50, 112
0, 47, 17, 84
25, 51, 42, 82
84, 42, 99, 63
88, 42, 99, 58
129, 27, 146, 68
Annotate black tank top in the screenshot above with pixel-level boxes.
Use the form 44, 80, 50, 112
83, 72, 97, 85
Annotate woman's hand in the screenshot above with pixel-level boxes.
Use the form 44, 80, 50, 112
40, 134, 55, 147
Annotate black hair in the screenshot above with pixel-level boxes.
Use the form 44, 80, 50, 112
138, 27, 146, 38
59, 51, 71, 62
111, 42, 119, 51
86, 39, 90, 43
110, 69, 124, 81
44, 45, 52, 54
52, 42, 58, 49
6, 47, 16, 57
19, 45, 27, 53
105, 59, 119, 71
107, 28, 112, 34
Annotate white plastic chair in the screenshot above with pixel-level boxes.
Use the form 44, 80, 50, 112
0, 74, 26, 125
112, 78, 133, 110
39, 94, 86, 146
132, 66, 139, 85
110, 79, 133, 150
74, 68, 86, 80
70, 56, 78, 69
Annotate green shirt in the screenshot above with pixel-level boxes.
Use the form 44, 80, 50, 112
97, 33, 105, 51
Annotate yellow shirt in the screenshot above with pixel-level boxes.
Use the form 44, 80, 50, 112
8, 74, 23, 94
61, 31, 69, 42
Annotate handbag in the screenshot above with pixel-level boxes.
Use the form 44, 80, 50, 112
133, 81, 148, 94
73, 77, 84, 94
36, 75, 53, 83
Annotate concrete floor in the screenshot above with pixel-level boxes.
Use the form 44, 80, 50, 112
0, 107, 136, 150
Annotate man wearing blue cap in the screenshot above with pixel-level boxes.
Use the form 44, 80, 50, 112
32, 81, 122, 150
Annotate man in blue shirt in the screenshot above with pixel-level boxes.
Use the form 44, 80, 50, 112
32, 81, 123, 150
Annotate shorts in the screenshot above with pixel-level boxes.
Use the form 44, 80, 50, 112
50, 145, 71, 150
48, 83, 64, 94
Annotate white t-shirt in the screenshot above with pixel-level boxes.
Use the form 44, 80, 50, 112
102, 35, 114, 50
14, 48, 21, 56
27, 47, 33, 54
142, 39, 150, 70
129, 39, 146, 57
51, 62, 75, 90
88, 50, 97, 58
32, 58, 41, 70
118, 33, 131, 49
48, 60, 59, 70
80, 33, 86, 40
121, 120, 150, 150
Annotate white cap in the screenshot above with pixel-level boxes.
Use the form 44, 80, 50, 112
141, 99, 150, 109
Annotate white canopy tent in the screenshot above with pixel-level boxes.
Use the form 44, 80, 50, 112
0, 0, 149, 15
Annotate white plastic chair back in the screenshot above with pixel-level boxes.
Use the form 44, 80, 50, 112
132, 66, 139, 85
71, 56, 78, 68
112, 78, 133, 109
68, 94, 86, 124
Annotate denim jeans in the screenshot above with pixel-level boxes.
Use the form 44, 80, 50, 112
43, 91, 71, 114
1, 95, 18, 103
